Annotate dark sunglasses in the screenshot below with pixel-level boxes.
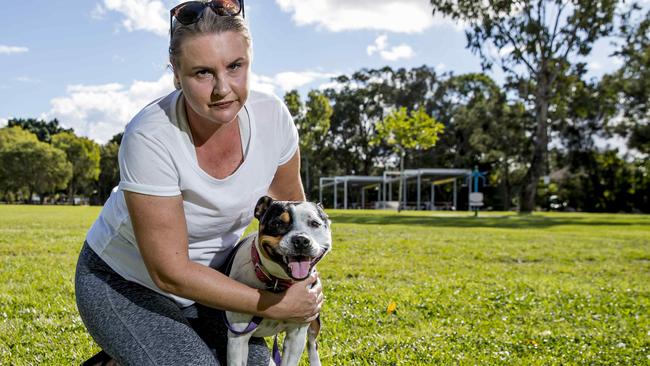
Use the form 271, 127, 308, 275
170, 0, 244, 31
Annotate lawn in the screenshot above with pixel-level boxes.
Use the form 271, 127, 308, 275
1, 205, 649, 365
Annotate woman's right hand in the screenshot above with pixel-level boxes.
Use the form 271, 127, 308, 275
266, 272, 323, 322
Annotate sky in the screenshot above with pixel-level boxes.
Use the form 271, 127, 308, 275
0, 0, 634, 144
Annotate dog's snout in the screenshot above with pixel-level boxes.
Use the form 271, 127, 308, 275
291, 235, 310, 249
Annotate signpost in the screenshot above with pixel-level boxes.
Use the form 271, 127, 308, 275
470, 167, 487, 216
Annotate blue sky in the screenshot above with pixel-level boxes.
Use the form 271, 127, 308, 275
0, 0, 631, 143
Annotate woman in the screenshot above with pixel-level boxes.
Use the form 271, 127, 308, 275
75, 1, 323, 365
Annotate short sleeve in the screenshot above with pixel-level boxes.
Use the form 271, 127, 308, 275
277, 101, 299, 166
118, 131, 181, 196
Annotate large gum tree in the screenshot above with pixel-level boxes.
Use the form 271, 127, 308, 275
429, 0, 619, 212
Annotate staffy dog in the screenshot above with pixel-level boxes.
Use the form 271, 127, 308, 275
224, 196, 332, 366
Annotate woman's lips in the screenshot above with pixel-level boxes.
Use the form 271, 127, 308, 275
209, 100, 236, 109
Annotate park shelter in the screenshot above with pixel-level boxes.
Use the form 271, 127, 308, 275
319, 168, 473, 210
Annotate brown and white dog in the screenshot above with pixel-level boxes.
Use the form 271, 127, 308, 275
225, 196, 332, 366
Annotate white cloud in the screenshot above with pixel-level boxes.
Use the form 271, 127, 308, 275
367, 35, 388, 55
251, 70, 336, 94
0, 45, 29, 55
44, 68, 336, 143
15, 77, 40, 84
611, 56, 624, 67
588, 61, 603, 71
366, 35, 415, 62
0, 118, 7, 127
100, 0, 169, 36
276, 0, 449, 33
44, 73, 175, 143
250, 73, 278, 95
380, 44, 415, 61
91, 3, 107, 19
274, 71, 337, 91
435, 63, 446, 72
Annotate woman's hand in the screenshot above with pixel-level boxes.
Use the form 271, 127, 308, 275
264, 272, 323, 322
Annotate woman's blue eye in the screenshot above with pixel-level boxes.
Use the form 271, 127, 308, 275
229, 63, 242, 70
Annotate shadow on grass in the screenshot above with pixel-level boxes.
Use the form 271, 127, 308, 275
327, 212, 640, 229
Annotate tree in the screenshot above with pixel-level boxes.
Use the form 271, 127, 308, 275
96, 132, 124, 203
609, 7, 650, 154
284, 90, 333, 199
373, 106, 444, 210
429, 0, 619, 212
432, 73, 532, 209
97, 141, 120, 204
7, 118, 73, 143
51, 132, 101, 204
0, 126, 38, 147
0, 127, 72, 203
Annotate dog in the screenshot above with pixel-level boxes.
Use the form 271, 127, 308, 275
224, 195, 332, 366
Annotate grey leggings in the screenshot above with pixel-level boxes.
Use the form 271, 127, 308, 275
75, 242, 269, 366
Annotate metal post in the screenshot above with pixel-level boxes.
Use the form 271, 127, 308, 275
333, 179, 338, 209
361, 187, 365, 209
416, 172, 421, 211
467, 176, 471, 211
432, 183, 436, 210
453, 179, 457, 210
344, 179, 348, 209
319, 178, 323, 204
402, 174, 408, 210
431, 183, 435, 210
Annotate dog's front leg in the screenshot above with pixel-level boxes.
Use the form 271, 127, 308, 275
281, 326, 308, 366
227, 330, 253, 366
306, 319, 321, 366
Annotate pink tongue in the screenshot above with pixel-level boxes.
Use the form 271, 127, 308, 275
288, 259, 311, 279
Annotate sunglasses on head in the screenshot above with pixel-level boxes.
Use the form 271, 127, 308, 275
170, 0, 244, 30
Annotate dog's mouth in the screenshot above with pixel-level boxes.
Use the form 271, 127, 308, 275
284, 255, 313, 280
262, 243, 311, 280
262, 242, 326, 281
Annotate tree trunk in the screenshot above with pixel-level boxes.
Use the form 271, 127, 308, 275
520, 73, 551, 213
68, 183, 76, 205
503, 159, 511, 211
397, 148, 405, 213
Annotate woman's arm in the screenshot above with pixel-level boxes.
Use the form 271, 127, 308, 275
268, 149, 306, 201
124, 190, 321, 322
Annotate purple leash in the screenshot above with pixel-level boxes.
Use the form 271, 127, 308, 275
222, 313, 282, 365
221, 241, 283, 364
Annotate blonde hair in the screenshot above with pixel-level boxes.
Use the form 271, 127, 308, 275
169, 8, 252, 80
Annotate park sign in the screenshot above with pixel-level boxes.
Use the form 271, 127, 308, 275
469, 192, 484, 207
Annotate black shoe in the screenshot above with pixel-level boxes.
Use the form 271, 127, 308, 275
81, 350, 113, 366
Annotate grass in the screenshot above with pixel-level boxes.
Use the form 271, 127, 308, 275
1, 205, 649, 365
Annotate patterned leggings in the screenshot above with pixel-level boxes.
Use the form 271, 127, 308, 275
74, 242, 269, 365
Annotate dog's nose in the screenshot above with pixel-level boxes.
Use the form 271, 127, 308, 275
291, 235, 310, 249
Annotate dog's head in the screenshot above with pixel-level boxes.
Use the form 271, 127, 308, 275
254, 195, 332, 280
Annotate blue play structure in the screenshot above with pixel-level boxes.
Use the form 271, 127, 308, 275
469, 166, 487, 215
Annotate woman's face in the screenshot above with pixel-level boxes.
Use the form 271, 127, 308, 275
175, 31, 250, 127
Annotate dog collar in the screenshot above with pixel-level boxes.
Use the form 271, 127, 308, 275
251, 243, 294, 292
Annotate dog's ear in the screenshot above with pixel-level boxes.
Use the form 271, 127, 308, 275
254, 196, 274, 220
316, 202, 331, 227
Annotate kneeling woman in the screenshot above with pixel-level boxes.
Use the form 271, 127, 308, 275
75, 1, 323, 365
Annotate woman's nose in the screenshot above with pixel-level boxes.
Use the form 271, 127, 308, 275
212, 76, 231, 97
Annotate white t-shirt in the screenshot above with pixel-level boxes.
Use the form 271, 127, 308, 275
85, 89, 299, 307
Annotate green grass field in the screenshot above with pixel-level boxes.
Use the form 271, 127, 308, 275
1, 205, 649, 365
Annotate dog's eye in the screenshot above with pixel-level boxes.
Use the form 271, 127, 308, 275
308, 220, 321, 229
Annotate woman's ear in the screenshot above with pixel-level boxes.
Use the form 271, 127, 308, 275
170, 62, 181, 90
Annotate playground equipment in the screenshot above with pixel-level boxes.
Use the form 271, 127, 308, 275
469, 167, 487, 216
319, 168, 482, 211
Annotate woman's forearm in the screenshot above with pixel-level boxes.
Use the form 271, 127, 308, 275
154, 260, 287, 319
